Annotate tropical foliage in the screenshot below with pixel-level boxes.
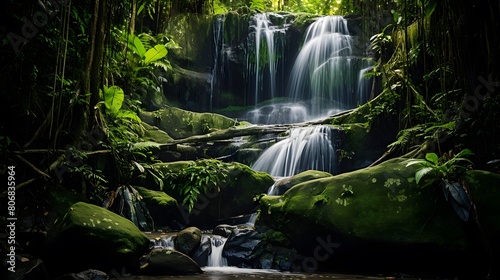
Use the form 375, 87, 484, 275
0, 0, 498, 235
405, 149, 475, 221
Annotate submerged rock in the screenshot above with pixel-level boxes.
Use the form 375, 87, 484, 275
44, 202, 150, 277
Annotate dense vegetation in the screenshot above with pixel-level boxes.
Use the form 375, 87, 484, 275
1, 0, 499, 242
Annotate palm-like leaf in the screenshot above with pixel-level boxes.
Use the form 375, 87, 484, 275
415, 166, 434, 184
144, 44, 167, 64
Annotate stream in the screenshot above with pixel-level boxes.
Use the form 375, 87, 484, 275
129, 269, 390, 279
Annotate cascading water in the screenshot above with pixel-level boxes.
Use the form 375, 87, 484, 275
207, 235, 228, 267
209, 14, 226, 111
251, 125, 340, 177
287, 16, 371, 119
151, 235, 175, 249
247, 13, 288, 106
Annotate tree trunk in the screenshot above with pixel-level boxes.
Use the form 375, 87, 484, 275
79, 0, 108, 135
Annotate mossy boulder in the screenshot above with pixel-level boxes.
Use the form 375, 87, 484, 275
142, 160, 274, 228
140, 107, 238, 139
139, 122, 174, 143
135, 187, 179, 228
44, 202, 150, 277
174, 226, 202, 255
44, 185, 89, 226
258, 158, 500, 276
270, 170, 333, 195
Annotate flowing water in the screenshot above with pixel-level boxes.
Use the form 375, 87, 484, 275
209, 15, 226, 111
251, 125, 340, 177
130, 269, 391, 279
287, 16, 371, 119
206, 235, 228, 267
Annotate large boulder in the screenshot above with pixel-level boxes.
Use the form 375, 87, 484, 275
144, 160, 274, 228
44, 202, 150, 277
140, 107, 238, 140
258, 158, 500, 277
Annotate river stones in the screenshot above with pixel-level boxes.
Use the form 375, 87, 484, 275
174, 226, 202, 255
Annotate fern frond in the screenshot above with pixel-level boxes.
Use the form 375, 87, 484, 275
387, 124, 425, 150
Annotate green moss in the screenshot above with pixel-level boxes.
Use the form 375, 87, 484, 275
136, 186, 177, 207
140, 122, 174, 143
141, 107, 238, 139
45, 202, 149, 275
259, 158, 472, 250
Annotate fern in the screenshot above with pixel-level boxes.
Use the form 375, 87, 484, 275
387, 124, 425, 151
160, 159, 229, 213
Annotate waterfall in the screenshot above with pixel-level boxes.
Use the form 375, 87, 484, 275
152, 235, 175, 249
207, 235, 228, 267
247, 13, 288, 107
245, 103, 308, 125
209, 14, 226, 111
357, 65, 374, 105
287, 16, 371, 119
251, 125, 340, 177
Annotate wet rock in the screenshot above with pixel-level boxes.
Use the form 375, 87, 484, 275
140, 248, 203, 275
257, 252, 274, 269
174, 227, 202, 255
55, 269, 109, 280
190, 235, 212, 267
223, 227, 263, 266
272, 247, 297, 271
212, 224, 236, 238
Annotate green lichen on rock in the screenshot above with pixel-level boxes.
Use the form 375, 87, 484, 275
140, 107, 238, 139
44, 202, 150, 276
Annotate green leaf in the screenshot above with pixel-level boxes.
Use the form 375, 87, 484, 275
115, 110, 141, 122
424, 0, 438, 18
147, 169, 164, 190
103, 86, 124, 113
130, 34, 146, 58
415, 166, 434, 184
455, 148, 475, 158
405, 159, 429, 167
144, 44, 167, 64
425, 153, 439, 165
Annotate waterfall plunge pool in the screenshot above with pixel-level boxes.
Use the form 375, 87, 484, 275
130, 268, 394, 280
